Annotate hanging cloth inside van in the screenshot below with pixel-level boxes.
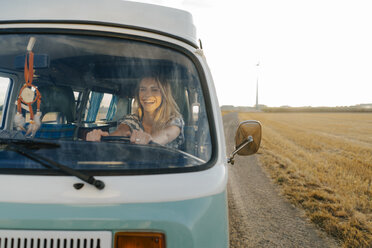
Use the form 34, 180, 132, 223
14, 50, 43, 137
17, 51, 42, 121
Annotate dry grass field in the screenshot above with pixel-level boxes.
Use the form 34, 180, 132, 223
237, 112, 372, 247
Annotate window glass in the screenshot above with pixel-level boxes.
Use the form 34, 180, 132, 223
0, 34, 212, 174
0, 77, 10, 127
41, 112, 59, 123
99, 93, 114, 121
85, 92, 114, 122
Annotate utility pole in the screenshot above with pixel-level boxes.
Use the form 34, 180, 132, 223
255, 62, 260, 110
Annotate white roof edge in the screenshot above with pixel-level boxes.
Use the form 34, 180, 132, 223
0, 0, 198, 46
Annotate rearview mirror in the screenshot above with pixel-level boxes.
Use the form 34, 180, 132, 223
228, 120, 262, 164
14, 54, 50, 69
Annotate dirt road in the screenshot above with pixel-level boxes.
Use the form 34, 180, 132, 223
223, 113, 339, 248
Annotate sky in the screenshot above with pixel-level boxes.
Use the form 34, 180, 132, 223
130, 0, 372, 107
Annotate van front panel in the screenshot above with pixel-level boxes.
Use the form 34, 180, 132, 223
0, 191, 229, 248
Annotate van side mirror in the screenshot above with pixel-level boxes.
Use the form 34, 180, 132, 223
228, 120, 262, 165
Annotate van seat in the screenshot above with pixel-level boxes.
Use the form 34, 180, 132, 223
24, 123, 76, 139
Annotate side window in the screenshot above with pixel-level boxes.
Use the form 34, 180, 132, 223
0, 76, 11, 127
98, 93, 114, 121
85, 92, 115, 122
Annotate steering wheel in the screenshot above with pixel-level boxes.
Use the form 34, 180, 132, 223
100, 136, 130, 143
100, 136, 159, 145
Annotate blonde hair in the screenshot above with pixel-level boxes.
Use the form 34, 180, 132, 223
133, 75, 181, 132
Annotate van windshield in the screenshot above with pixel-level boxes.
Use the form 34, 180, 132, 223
0, 34, 212, 174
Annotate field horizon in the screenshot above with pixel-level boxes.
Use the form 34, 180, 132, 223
221, 104, 372, 113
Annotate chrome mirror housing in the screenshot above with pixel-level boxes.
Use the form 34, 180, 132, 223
228, 120, 262, 164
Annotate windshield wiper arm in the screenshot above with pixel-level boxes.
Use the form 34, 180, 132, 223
6, 141, 105, 190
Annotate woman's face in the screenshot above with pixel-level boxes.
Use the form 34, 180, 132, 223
139, 77, 162, 115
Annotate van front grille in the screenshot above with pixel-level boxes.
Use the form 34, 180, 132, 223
0, 230, 112, 248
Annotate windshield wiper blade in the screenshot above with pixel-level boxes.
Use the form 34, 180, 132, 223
6, 141, 105, 190
0, 138, 60, 149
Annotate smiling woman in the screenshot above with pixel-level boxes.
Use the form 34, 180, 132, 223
86, 75, 184, 148
139, 77, 162, 114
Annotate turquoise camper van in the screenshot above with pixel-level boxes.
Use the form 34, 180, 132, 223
0, 0, 261, 247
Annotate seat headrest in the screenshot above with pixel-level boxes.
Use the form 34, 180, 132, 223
37, 85, 76, 122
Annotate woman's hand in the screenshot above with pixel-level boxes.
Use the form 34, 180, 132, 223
86, 129, 109, 141
130, 129, 152, 144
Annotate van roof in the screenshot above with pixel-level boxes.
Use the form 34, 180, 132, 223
0, 0, 197, 47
